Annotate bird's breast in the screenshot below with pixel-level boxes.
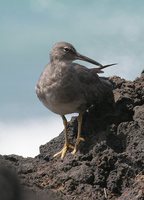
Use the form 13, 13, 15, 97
36, 66, 85, 115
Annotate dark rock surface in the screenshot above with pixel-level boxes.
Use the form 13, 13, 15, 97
0, 75, 144, 200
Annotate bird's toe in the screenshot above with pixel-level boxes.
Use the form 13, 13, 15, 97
71, 148, 77, 155
53, 143, 74, 159
71, 136, 85, 155
79, 136, 85, 142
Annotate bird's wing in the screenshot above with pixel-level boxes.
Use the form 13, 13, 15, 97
73, 63, 115, 107
73, 64, 100, 83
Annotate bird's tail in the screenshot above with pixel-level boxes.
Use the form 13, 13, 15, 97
93, 63, 117, 73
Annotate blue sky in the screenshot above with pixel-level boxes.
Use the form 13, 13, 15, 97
0, 0, 144, 157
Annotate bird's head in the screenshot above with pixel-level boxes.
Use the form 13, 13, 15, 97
50, 42, 103, 67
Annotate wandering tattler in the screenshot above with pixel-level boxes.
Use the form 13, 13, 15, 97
36, 42, 116, 159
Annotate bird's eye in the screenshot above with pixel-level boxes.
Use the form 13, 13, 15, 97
63, 47, 70, 52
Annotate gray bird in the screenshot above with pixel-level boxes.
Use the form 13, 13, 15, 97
36, 42, 116, 159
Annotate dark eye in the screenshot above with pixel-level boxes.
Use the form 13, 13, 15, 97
63, 47, 70, 52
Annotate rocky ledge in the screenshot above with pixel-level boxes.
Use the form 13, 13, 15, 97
0, 74, 144, 200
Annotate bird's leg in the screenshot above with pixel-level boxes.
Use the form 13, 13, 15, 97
53, 115, 74, 159
71, 113, 85, 155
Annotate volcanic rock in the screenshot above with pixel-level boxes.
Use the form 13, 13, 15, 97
0, 75, 144, 200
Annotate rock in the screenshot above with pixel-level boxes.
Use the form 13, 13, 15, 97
117, 174, 144, 200
133, 105, 144, 128
0, 75, 144, 200
0, 167, 21, 200
0, 159, 65, 200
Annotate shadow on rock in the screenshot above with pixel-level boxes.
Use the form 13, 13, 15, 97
0, 166, 64, 200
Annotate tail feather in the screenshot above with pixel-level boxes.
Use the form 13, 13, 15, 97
91, 63, 117, 74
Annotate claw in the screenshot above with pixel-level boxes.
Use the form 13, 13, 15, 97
53, 143, 74, 159
79, 136, 85, 142
71, 136, 85, 155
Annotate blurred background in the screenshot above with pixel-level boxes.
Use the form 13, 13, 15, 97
0, 0, 143, 157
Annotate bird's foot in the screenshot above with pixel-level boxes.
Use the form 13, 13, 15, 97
71, 136, 85, 155
53, 143, 74, 159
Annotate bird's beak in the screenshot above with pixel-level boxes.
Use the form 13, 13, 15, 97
76, 52, 103, 67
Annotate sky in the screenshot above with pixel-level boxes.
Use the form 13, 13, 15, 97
0, 0, 144, 157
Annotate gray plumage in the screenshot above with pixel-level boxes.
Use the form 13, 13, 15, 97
36, 42, 114, 115
36, 42, 115, 158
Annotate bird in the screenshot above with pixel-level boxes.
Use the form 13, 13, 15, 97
36, 42, 116, 159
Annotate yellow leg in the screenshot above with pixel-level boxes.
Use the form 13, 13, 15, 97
71, 113, 85, 155
53, 115, 74, 159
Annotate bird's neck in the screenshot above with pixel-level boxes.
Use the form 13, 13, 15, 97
47, 58, 74, 82
50, 56, 73, 65
50, 60, 73, 69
